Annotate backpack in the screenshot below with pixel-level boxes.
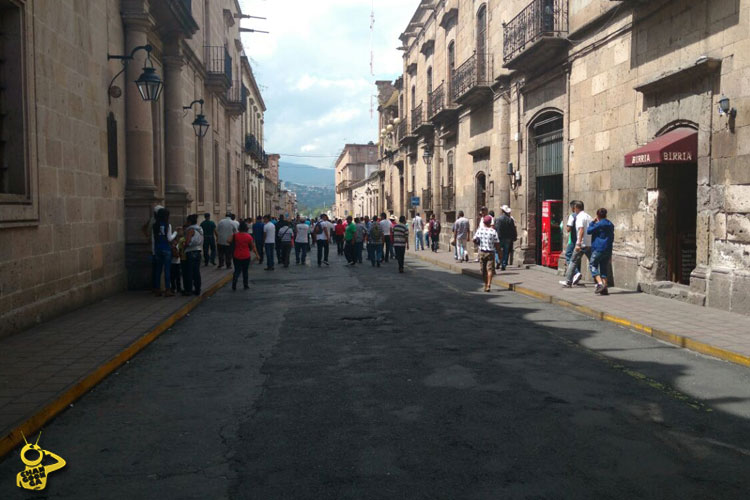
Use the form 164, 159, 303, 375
313, 222, 322, 236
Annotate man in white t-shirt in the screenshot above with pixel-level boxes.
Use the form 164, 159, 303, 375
313, 214, 331, 267
294, 217, 310, 265
560, 200, 593, 287
379, 213, 393, 263
216, 213, 237, 270
412, 213, 424, 251
263, 215, 276, 270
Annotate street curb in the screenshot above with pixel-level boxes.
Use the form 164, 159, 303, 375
409, 252, 750, 369
0, 273, 233, 460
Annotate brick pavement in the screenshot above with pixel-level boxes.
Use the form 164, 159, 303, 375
408, 249, 750, 366
0, 265, 235, 456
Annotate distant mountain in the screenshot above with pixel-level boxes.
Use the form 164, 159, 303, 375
284, 182, 334, 216
279, 161, 334, 187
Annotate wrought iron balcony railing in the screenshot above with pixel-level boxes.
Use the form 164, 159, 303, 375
451, 52, 493, 102
441, 186, 455, 211
428, 82, 446, 117
179, 0, 192, 14
227, 82, 248, 113
411, 103, 424, 133
205, 46, 232, 82
397, 119, 408, 141
245, 134, 265, 163
503, 0, 568, 64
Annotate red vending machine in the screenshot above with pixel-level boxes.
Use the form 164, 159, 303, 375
541, 199, 563, 268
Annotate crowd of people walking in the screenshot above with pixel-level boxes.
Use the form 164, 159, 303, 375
148, 199, 613, 297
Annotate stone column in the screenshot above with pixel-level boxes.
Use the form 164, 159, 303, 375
121, 7, 159, 290
163, 48, 192, 223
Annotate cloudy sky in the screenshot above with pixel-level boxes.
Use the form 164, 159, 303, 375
238, 0, 415, 169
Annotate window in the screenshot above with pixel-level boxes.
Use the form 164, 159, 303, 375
226, 151, 231, 207
0, 0, 26, 196
213, 141, 220, 203
197, 137, 204, 203
427, 67, 433, 94
411, 85, 416, 109
107, 113, 118, 178
448, 41, 455, 75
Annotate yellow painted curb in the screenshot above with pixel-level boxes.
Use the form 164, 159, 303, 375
409, 252, 750, 369
0, 273, 233, 459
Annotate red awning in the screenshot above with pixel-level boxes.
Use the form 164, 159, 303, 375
624, 128, 697, 167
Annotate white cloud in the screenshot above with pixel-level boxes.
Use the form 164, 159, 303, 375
238, 0, 418, 168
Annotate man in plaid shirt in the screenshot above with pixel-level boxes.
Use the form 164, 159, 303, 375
473, 215, 501, 292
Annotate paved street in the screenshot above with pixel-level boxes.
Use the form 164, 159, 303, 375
3, 253, 750, 499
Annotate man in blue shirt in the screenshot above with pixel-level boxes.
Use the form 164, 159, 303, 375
587, 208, 615, 296
252, 216, 266, 263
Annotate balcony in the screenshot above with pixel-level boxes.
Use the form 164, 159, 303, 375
428, 81, 459, 126
411, 102, 433, 136
245, 134, 265, 164
451, 52, 494, 107
441, 186, 455, 212
503, 0, 569, 70
226, 82, 248, 116
336, 180, 355, 194
422, 188, 433, 211
204, 46, 232, 93
398, 116, 417, 147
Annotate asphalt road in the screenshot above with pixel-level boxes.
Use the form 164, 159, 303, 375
3, 252, 750, 499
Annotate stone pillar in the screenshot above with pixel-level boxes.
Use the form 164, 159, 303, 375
121, 8, 159, 290
163, 49, 192, 223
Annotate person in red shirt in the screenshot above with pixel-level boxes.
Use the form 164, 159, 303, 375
334, 219, 346, 256
228, 221, 261, 290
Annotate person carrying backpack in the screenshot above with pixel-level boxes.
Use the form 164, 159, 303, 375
428, 214, 441, 252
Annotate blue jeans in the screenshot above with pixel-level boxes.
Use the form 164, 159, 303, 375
499, 238, 512, 269
565, 247, 591, 283
368, 243, 382, 265
354, 241, 364, 263
152, 248, 172, 290
295, 243, 309, 264
184, 251, 202, 294
415, 230, 424, 250
565, 241, 579, 274
590, 249, 612, 281
317, 240, 329, 265
203, 236, 217, 265
265, 243, 275, 268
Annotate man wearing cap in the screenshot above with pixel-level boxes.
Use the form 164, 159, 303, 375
474, 215, 501, 292
216, 212, 237, 269
495, 205, 517, 271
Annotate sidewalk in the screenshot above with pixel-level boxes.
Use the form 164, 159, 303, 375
0, 265, 234, 458
408, 249, 750, 368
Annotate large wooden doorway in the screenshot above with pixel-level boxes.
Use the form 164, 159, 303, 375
657, 164, 697, 285
531, 113, 564, 264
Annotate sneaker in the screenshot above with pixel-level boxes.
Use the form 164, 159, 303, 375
595, 284, 603, 294
572, 272, 582, 286
559, 280, 572, 288
323, 261, 329, 266
600, 287, 609, 296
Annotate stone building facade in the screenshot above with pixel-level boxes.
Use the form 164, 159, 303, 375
381, 0, 750, 314
334, 143, 379, 218
0, 0, 271, 338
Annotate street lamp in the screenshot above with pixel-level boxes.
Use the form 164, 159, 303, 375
107, 44, 164, 103
183, 99, 210, 138
422, 146, 433, 166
